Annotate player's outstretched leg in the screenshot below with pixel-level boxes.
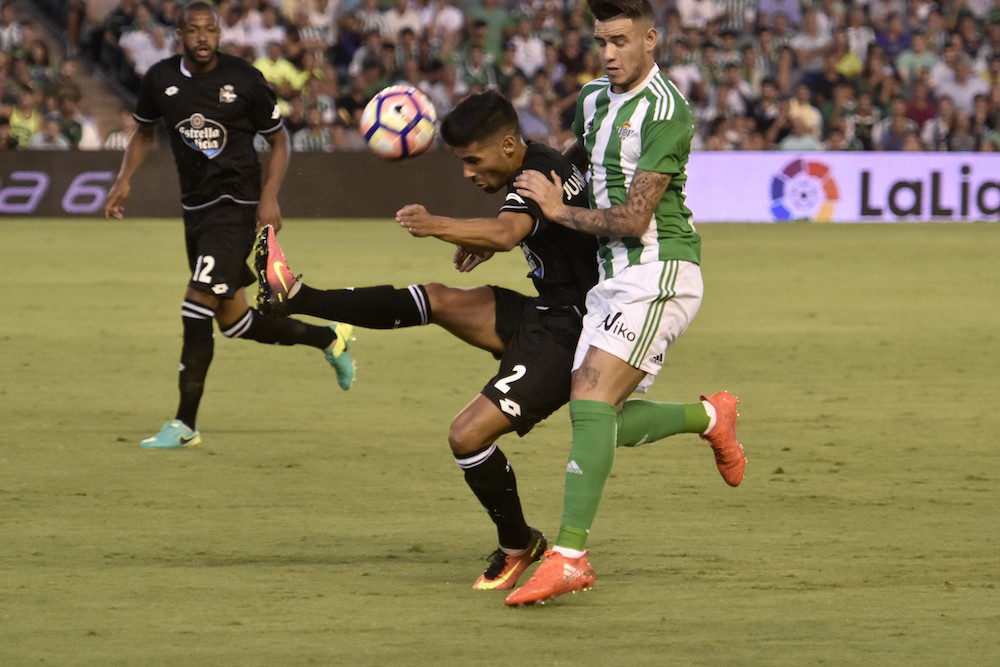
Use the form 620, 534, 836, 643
473, 527, 547, 591
504, 549, 596, 606
700, 391, 746, 486
140, 419, 201, 449
324, 322, 355, 390
254, 224, 300, 315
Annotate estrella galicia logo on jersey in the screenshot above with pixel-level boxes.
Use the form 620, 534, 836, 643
219, 84, 237, 103
176, 113, 227, 159
165, 86, 179, 96
770, 159, 840, 222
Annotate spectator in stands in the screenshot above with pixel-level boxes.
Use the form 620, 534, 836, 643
8, 88, 41, 147
875, 12, 910, 59
791, 8, 832, 83
847, 90, 881, 149
101, 0, 139, 73
676, 0, 724, 31
981, 53, 1000, 88
244, 4, 285, 59
121, 8, 175, 80
758, 1, 802, 30
103, 105, 137, 150
896, 30, 939, 85
292, 105, 334, 152
820, 78, 856, 135
466, 0, 510, 61
330, 12, 362, 80
946, 109, 979, 150
921, 94, 954, 150
27, 111, 71, 149
845, 5, 875, 63
355, 0, 388, 38
58, 91, 102, 149
1, 1, 23, 55
789, 81, 823, 136
905, 78, 937, 129
779, 115, 824, 149
383, 0, 420, 45
254, 40, 298, 99
509, 16, 546, 81
462, 43, 498, 91
936, 55, 991, 114
26, 39, 59, 96
219, 1, 248, 50
873, 97, 918, 149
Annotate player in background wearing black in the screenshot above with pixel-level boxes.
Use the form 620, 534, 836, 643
103, 1, 354, 450
256, 90, 596, 590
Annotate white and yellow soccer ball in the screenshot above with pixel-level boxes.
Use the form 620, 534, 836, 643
359, 85, 437, 160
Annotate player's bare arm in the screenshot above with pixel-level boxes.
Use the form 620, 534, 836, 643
104, 122, 156, 220
257, 127, 290, 232
395, 205, 534, 251
514, 168, 671, 238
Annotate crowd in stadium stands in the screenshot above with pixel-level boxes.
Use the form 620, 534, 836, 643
3, 0, 1000, 152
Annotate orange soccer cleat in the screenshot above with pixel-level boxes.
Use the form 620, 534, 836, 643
473, 528, 546, 591
504, 549, 596, 606
700, 391, 746, 487
254, 224, 300, 314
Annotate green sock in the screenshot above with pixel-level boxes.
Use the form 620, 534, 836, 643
616, 400, 710, 447
556, 400, 619, 551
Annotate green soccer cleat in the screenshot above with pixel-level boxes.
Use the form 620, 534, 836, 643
140, 420, 201, 449
325, 322, 355, 390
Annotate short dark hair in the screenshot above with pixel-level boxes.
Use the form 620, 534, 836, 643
182, 1, 219, 26
440, 90, 519, 148
586, 0, 654, 22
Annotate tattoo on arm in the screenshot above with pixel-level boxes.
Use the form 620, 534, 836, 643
556, 170, 672, 237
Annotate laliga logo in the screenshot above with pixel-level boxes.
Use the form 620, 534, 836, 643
770, 159, 839, 222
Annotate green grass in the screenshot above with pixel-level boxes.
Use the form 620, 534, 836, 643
2, 219, 999, 665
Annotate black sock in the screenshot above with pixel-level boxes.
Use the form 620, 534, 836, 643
456, 444, 530, 550
176, 301, 215, 429
220, 308, 335, 349
290, 284, 430, 329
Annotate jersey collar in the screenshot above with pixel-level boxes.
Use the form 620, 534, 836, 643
607, 64, 659, 102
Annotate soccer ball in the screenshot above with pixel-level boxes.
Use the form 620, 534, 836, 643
360, 85, 437, 160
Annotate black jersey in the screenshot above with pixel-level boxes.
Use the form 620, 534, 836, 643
134, 54, 283, 211
501, 141, 597, 310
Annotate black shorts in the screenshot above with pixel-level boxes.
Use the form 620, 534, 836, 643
481, 287, 583, 436
182, 201, 257, 299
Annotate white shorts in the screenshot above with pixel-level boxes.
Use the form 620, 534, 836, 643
573, 260, 704, 393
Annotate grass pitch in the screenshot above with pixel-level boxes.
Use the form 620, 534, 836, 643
2, 219, 999, 665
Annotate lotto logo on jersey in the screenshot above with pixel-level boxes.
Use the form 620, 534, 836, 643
175, 113, 228, 159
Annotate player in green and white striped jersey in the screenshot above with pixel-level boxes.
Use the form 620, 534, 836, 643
506, 0, 746, 606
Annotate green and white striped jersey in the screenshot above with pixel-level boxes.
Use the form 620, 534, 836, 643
573, 65, 701, 279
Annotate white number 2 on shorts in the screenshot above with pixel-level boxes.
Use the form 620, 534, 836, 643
493, 364, 526, 394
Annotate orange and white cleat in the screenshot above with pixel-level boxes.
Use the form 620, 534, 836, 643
254, 224, 300, 314
504, 549, 596, 606
473, 528, 546, 591
700, 391, 746, 487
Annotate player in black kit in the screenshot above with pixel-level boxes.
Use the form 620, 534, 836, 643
255, 90, 597, 590
103, 1, 354, 450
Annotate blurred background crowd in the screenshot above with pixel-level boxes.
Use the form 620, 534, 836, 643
2, 0, 1000, 153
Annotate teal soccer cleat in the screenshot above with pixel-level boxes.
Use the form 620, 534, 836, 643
325, 322, 355, 390
140, 420, 201, 449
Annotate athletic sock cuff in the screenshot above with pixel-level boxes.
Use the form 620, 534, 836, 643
568, 399, 618, 419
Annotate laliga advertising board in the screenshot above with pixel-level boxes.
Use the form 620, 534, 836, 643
685, 152, 1000, 223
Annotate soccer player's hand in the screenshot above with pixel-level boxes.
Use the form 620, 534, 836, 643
396, 204, 436, 237
514, 169, 566, 221
256, 197, 282, 233
103, 179, 131, 219
453, 245, 493, 272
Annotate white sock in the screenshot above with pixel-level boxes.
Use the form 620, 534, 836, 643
553, 545, 587, 559
702, 400, 717, 434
